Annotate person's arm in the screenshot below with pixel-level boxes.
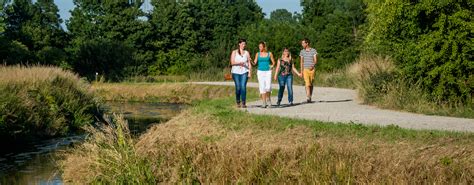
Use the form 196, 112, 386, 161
292, 60, 302, 77
270, 52, 276, 69
313, 52, 318, 67
300, 55, 304, 76
274, 59, 281, 81
247, 51, 252, 78
230, 50, 236, 66
253, 53, 258, 66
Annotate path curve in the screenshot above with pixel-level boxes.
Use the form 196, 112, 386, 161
192, 82, 474, 132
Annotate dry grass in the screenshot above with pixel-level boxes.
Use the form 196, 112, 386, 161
92, 83, 248, 104
0, 65, 90, 88
134, 111, 473, 184
61, 82, 473, 184
63, 109, 474, 184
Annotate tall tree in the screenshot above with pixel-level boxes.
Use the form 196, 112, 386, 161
3, 0, 66, 65
270, 9, 295, 22
148, 0, 263, 75
301, 0, 366, 71
67, 0, 151, 80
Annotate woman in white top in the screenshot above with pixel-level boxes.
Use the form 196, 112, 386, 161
230, 38, 252, 108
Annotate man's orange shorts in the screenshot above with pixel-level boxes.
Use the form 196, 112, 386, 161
303, 68, 315, 87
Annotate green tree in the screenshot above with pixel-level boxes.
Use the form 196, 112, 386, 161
270, 9, 295, 22
67, 0, 151, 79
3, 0, 66, 65
148, 0, 263, 75
301, 0, 366, 71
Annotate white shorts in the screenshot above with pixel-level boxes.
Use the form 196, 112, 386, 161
257, 70, 272, 94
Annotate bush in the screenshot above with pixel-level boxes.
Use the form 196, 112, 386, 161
364, 0, 473, 103
351, 55, 474, 118
0, 66, 101, 143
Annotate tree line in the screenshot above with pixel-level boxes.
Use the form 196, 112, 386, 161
0, 0, 472, 103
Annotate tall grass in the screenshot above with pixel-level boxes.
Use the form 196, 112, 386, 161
350, 54, 474, 118
61, 114, 156, 184
0, 66, 100, 143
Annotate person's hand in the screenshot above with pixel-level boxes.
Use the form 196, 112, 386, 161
248, 73, 251, 79
298, 73, 303, 78
273, 76, 277, 81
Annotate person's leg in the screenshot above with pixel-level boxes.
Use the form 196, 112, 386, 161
232, 73, 241, 106
287, 75, 293, 104
241, 72, 248, 107
309, 69, 315, 100
277, 75, 285, 105
265, 70, 272, 107
257, 70, 267, 107
303, 69, 312, 102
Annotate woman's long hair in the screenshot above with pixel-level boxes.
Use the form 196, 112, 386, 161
281, 48, 292, 61
259, 41, 267, 53
237, 38, 246, 56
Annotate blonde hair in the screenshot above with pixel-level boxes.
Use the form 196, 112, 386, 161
258, 41, 267, 53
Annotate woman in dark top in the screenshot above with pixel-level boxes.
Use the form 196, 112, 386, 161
273, 48, 302, 106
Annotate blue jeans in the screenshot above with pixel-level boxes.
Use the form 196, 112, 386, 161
232, 73, 248, 103
278, 75, 293, 103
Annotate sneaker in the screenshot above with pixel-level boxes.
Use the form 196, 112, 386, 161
306, 97, 311, 103
289, 102, 294, 106
242, 102, 247, 108
268, 99, 272, 107
236, 103, 241, 108
262, 100, 267, 108
276, 101, 281, 106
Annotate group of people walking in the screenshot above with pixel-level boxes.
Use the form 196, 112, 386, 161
230, 38, 318, 108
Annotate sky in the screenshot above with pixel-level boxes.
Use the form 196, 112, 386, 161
55, 0, 303, 27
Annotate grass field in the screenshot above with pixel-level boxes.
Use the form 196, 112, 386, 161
62, 83, 474, 184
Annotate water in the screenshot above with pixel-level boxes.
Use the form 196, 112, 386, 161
0, 101, 184, 184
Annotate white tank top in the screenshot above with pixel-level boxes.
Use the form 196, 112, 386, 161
232, 50, 249, 74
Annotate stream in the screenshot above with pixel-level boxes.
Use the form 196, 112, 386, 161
0, 101, 185, 184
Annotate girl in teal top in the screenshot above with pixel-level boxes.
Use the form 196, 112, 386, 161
253, 41, 275, 108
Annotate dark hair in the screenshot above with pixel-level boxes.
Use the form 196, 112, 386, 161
237, 38, 246, 56
302, 38, 310, 44
258, 41, 267, 52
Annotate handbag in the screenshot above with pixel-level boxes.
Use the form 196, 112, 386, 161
224, 66, 232, 81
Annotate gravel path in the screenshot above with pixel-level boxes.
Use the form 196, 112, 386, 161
193, 82, 474, 132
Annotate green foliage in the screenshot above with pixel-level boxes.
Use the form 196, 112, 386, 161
2, 0, 67, 65
148, 0, 263, 74
364, 0, 474, 103
301, 0, 366, 71
270, 9, 296, 23
67, 0, 151, 79
240, 19, 306, 60
71, 38, 134, 81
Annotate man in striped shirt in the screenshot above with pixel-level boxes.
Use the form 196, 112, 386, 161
299, 38, 318, 103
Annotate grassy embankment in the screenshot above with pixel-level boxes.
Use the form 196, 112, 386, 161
62, 82, 474, 184
0, 66, 100, 145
